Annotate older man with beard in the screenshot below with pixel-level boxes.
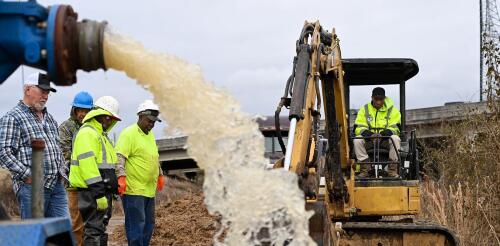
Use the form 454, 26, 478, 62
0, 72, 69, 219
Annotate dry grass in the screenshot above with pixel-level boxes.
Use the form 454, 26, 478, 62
420, 180, 499, 245
419, 108, 500, 245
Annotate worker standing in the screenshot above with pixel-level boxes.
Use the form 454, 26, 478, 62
115, 100, 164, 246
0, 72, 69, 219
58, 91, 93, 246
354, 87, 401, 177
69, 96, 121, 246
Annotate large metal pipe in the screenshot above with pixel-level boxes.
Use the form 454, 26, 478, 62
0, 1, 107, 85
46, 5, 107, 84
31, 139, 45, 218
77, 20, 107, 72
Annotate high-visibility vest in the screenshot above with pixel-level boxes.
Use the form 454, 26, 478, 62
69, 110, 118, 188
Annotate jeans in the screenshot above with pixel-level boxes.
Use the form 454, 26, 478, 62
122, 195, 155, 246
16, 178, 70, 219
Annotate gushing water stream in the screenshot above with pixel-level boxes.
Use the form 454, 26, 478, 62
103, 28, 315, 245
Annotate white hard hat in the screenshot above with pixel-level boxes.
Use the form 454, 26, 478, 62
94, 96, 121, 120
137, 100, 159, 113
137, 100, 161, 122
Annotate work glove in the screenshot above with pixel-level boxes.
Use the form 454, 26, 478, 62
380, 129, 393, 136
157, 175, 165, 192
361, 130, 374, 137
96, 197, 108, 211
117, 176, 126, 195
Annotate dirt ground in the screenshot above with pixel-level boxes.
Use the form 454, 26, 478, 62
0, 168, 18, 217
109, 176, 222, 246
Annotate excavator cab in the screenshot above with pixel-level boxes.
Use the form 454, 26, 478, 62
343, 58, 421, 181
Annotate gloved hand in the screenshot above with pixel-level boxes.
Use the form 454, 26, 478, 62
157, 175, 165, 192
117, 176, 126, 195
96, 197, 108, 211
380, 129, 393, 136
361, 130, 374, 137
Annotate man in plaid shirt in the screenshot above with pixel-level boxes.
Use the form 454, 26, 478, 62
0, 72, 69, 219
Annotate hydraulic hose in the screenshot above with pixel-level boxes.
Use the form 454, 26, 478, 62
275, 57, 297, 154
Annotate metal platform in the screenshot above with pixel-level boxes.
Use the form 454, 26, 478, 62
0, 217, 74, 246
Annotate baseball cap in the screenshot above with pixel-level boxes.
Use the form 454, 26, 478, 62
372, 87, 385, 98
25, 73, 57, 93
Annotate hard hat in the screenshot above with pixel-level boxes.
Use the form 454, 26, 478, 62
94, 96, 121, 120
137, 100, 161, 122
137, 100, 159, 113
72, 91, 93, 109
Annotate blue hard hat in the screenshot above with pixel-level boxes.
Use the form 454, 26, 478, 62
72, 91, 93, 109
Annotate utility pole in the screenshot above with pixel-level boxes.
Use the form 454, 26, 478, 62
480, 0, 500, 101
480, 0, 484, 102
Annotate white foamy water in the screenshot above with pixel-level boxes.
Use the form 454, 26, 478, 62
103, 28, 315, 245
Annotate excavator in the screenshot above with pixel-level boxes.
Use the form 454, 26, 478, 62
273, 21, 458, 245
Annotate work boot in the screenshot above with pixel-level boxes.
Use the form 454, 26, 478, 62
387, 164, 399, 178
357, 159, 371, 178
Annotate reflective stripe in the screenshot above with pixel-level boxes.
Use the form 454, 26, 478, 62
85, 176, 103, 185
389, 124, 398, 128
98, 163, 115, 169
77, 151, 94, 160
385, 106, 393, 128
71, 160, 79, 166
364, 104, 372, 129
101, 136, 108, 165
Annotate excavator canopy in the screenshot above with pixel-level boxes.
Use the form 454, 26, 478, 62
342, 58, 419, 85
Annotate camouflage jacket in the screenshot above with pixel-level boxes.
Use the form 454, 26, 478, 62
58, 118, 81, 170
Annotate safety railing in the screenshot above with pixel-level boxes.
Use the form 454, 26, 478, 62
350, 135, 401, 180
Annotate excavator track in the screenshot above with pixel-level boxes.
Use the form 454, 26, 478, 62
333, 221, 459, 246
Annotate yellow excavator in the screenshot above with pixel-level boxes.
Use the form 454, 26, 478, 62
273, 21, 458, 245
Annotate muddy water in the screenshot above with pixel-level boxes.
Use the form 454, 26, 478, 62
103, 28, 314, 245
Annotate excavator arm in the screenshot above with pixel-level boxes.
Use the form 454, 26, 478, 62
275, 21, 352, 218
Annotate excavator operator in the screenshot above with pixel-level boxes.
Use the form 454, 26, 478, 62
353, 87, 401, 178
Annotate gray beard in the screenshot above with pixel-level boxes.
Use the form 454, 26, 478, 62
33, 102, 46, 112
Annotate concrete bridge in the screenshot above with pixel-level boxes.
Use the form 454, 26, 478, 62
157, 101, 489, 174
404, 101, 488, 138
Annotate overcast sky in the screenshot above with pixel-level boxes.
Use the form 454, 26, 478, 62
0, 0, 480, 138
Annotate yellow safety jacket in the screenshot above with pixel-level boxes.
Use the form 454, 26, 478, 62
69, 109, 118, 196
355, 97, 401, 136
